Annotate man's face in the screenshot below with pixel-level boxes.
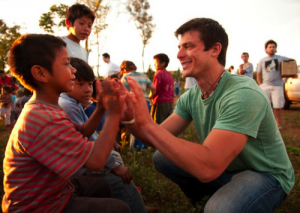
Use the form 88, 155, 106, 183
177, 30, 211, 78
0, 73, 5, 79
50, 47, 76, 94
68, 16, 93, 42
241, 54, 249, 63
265, 43, 277, 56
154, 58, 165, 71
102, 56, 109, 63
67, 79, 93, 104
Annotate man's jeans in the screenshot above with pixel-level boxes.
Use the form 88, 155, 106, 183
153, 150, 287, 213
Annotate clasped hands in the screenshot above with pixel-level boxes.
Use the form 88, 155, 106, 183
94, 78, 153, 127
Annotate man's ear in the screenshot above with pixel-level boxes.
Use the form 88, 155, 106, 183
211, 42, 222, 58
31, 65, 49, 83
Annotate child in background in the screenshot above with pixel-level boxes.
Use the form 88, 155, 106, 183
62, 3, 94, 62
10, 87, 17, 124
14, 89, 24, 120
0, 86, 12, 127
3, 34, 130, 213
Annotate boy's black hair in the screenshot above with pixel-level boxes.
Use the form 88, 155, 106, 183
175, 18, 228, 67
8, 34, 66, 91
102, 53, 110, 58
66, 3, 95, 26
70, 57, 95, 82
242, 52, 249, 57
153, 53, 170, 68
0, 70, 4, 74
2, 86, 11, 93
265, 40, 277, 49
11, 87, 17, 92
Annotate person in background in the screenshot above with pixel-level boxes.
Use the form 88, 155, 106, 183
0, 86, 12, 127
174, 78, 181, 98
120, 60, 156, 150
10, 87, 17, 124
228, 65, 237, 74
239, 52, 253, 78
151, 53, 174, 124
0, 70, 17, 89
257, 40, 290, 130
14, 89, 24, 121
102, 53, 120, 79
19, 88, 33, 110
184, 77, 197, 92
62, 3, 95, 62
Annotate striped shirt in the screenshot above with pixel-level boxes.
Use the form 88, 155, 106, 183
2, 101, 94, 212
121, 71, 152, 101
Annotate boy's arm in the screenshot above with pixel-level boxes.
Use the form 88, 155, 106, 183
83, 80, 125, 171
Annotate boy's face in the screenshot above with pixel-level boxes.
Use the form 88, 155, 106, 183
67, 79, 93, 104
154, 58, 165, 71
68, 16, 93, 41
50, 47, 76, 93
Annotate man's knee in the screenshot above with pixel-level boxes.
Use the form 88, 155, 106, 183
152, 150, 169, 173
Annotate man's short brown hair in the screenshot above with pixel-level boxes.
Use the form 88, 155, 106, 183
175, 18, 228, 66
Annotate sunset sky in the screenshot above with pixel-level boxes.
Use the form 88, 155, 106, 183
1, 0, 300, 77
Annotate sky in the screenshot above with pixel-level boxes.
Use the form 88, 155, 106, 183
1, 0, 300, 77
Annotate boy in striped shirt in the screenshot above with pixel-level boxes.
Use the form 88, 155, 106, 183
2, 34, 130, 213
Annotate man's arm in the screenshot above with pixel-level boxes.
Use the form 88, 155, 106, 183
257, 72, 262, 85
239, 64, 246, 75
127, 78, 247, 182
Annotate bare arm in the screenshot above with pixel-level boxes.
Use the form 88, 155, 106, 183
84, 80, 125, 171
257, 72, 262, 85
239, 64, 246, 75
127, 78, 248, 182
148, 83, 156, 99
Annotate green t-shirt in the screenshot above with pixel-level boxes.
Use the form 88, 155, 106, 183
175, 71, 294, 194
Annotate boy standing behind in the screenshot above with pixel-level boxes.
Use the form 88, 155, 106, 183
0, 86, 12, 127
62, 3, 94, 62
3, 34, 130, 213
151, 53, 174, 124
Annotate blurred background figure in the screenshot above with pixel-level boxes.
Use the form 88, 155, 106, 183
174, 78, 181, 98
228, 65, 237, 74
102, 53, 120, 78
120, 60, 156, 151
184, 77, 197, 92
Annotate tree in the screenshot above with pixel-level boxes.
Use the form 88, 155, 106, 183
145, 64, 154, 81
39, 4, 69, 34
0, 20, 21, 70
126, 0, 155, 71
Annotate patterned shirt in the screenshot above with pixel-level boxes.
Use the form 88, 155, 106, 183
152, 70, 174, 104
2, 101, 94, 212
121, 71, 152, 101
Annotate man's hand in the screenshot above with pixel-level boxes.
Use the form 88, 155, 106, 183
111, 165, 132, 184
127, 77, 155, 128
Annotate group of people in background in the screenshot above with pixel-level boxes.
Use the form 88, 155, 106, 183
227, 40, 289, 129
1, 2, 294, 213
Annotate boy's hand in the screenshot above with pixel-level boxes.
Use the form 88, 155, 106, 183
111, 165, 132, 184
94, 79, 105, 111
101, 80, 127, 115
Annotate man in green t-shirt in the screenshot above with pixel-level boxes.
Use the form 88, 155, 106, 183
123, 18, 294, 213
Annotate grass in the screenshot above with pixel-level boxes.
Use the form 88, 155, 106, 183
0, 104, 299, 212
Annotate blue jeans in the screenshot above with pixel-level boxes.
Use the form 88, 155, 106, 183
153, 151, 287, 213
83, 171, 147, 213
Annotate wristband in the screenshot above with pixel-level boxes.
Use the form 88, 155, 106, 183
121, 118, 135, 125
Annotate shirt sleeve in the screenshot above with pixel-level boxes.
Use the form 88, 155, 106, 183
26, 119, 94, 179
244, 64, 253, 73
214, 89, 268, 138
152, 73, 159, 99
